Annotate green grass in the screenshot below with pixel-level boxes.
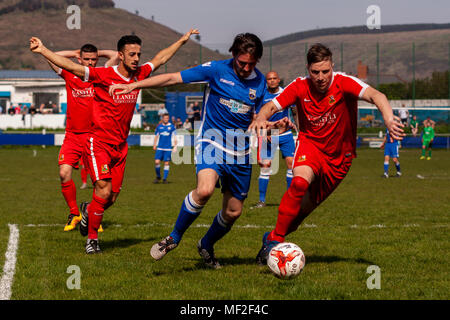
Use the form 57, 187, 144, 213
0, 146, 448, 299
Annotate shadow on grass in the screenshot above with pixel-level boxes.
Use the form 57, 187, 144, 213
306, 255, 375, 265
101, 236, 158, 250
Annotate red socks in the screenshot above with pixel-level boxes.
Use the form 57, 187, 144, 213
268, 176, 310, 243
87, 192, 109, 239
61, 180, 79, 216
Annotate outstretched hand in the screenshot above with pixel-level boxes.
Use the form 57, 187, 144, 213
180, 29, 200, 44
266, 117, 296, 135
29, 37, 44, 53
386, 115, 405, 141
109, 83, 134, 96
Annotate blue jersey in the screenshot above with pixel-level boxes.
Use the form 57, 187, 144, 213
155, 122, 176, 150
385, 128, 398, 146
258, 87, 290, 122
180, 59, 266, 157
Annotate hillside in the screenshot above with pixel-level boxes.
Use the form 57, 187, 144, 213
0, 2, 225, 73
257, 28, 450, 85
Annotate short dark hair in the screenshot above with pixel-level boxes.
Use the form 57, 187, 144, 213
307, 43, 333, 65
228, 33, 263, 60
80, 43, 98, 54
117, 35, 142, 52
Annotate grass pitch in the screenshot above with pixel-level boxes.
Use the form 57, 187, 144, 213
0, 146, 448, 300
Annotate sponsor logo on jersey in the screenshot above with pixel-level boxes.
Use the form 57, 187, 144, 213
297, 155, 306, 162
112, 91, 139, 104
71, 87, 94, 98
219, 98, 251, 114
101, 164, 109, 174
249, 88, 257, 100
307, 112, 337, 127
219, 78, 235, 86
202, 62, 212, 67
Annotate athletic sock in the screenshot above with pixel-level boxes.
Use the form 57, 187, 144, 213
61, 179, 79, 215
170, 191, 204, 243
268, 176, 310, 243
428, 150, 432, 157
258, 176, 269, 203
155, 164, 161, 179
80, 167, 88, 184
422, 149, 426, 156
384, 162, 389, 174
163, 165, 170, 180
395, 162, 401, 173
87, 192, 109, 240
286, 169, 293, 189
201, 211, 232, 251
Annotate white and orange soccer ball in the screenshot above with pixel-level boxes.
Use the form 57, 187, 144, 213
267, 242, 306, 279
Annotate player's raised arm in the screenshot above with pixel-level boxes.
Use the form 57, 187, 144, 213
30, 37, 85, 79
149, 29, 199, 72
361, 86, 405, 141
99, 50, 120, 67
46, 50, 80, 73
109, 72, 183, 96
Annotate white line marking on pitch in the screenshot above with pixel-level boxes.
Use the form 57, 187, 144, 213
21, 222, 447, 229
0, 224, 20, 300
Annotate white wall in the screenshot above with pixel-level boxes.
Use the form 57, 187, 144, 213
0, 114, 142, 129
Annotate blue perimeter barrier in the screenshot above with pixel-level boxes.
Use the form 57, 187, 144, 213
0, 133, 449, 149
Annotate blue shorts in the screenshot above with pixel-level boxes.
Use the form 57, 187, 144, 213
384, 143, 399, 158
155, 149, 172, 161
195, 142, 252, 201
259, 132, 295, 160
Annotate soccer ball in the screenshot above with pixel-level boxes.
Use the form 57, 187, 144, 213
267, 242, 305, 279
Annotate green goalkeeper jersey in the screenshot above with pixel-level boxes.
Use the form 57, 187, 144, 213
423, 126, 435, 141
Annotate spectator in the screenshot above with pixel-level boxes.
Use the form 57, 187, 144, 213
15, 104, 21, 114
29, 104, 37, 115
158, 105, 169, 120
186, 103, 195, 128
193, 101, 201, 121
182, 118, 192, 131
0, 105, 3, 114
409, 115, 418, 137
176, 117, 183, 129
398, 104, 409, 126
39, 103, 46, 114
52, 103, 59, 114
8, 106, 14, 115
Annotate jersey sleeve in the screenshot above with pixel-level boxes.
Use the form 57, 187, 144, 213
155, 125, 160, 136
84, 66, 107, 84
340, 74, 369, 98
273, 78, 302, 110
137, 62, 154, 80
180, 61, 215, 84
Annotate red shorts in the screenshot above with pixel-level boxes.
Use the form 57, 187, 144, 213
293, 138, 353, 205
58, 132, 89, 169
83, 136, 128, 193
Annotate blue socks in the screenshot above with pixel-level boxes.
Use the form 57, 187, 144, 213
155, 164, 161, 179
286, 169, 293, 189
170, 192, 204, 243
258, 168, 271, 203
163, 165, 170, 180
201, 211, 232, 251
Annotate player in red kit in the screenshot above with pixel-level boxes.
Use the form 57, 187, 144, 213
30, 28, 199, 253
47, 45, 119, 232
250, 43, 405, 264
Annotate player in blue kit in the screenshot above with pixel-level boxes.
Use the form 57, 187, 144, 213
254, 71, 296, 208
154, 113, 177, 184
380, 127, 401, 178
109, 33, 284, 268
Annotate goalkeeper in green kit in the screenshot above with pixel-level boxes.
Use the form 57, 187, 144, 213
420, 119, 435, 160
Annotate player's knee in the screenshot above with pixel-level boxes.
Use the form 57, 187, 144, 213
222, 207, 242, 223
288, 176, 310, 199
59, 166, 72, 182
195, 186, 214, 202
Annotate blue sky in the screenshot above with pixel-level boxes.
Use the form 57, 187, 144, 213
114, 0, 450, 52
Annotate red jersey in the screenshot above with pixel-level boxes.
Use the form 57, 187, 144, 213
274, 72, 369, 159
59, 68, 94, 133
85, 63, 153, 145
